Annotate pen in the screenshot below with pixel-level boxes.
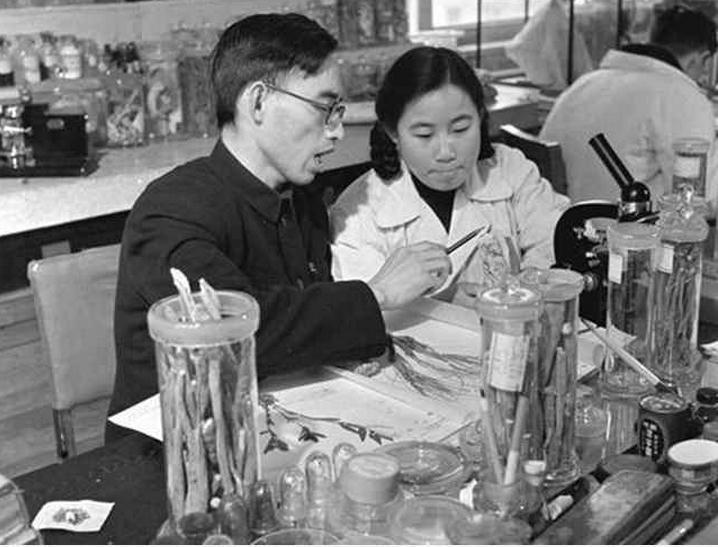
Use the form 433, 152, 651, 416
447, 225, 491, 255
580, 319, 677, 394
656, 517, 694, 545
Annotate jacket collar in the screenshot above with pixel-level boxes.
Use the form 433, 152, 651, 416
209, 139, 287, 223
599, 49, 698, 89
374, 155, 510, 228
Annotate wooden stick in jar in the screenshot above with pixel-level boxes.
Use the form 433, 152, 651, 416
504, 394, 529, 485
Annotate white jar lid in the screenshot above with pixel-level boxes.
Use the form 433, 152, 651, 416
668, 439, 718, 468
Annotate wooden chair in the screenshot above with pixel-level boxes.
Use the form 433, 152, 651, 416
498, 124, 568, 195
27, 244, 120, 459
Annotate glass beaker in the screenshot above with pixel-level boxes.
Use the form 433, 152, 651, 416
603, 222, 659, 397
651, 189, 708, 395
672, 137, 710, 198
521, 268, 584, 487
475, 281, 540, 514
147, 290, 261, 535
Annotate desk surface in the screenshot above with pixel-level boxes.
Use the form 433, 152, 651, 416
15, 433, 166, 545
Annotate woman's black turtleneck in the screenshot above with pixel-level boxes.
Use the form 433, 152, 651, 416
410, 171, 456, 233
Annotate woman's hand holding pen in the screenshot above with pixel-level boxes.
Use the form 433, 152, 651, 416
368, 242, 451, 310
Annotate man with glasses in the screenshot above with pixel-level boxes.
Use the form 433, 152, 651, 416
108, 12, 451, 430
540, 5, 718, 204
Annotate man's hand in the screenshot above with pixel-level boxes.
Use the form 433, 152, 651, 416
367, 242, 451, 310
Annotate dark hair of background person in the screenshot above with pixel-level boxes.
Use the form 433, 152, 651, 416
651, 4, 717, 57
210, 12, 338, 128
371, 46, 494, 181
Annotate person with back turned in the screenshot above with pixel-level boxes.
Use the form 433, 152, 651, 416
108, 13, 451, 438
540, 5, 718, 204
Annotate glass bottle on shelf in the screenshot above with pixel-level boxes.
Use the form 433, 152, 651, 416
58, 35, 82, 80
356, 0, 376, 46
603, 222, 659, 398
141, 40, 183, 141
15, 36, 41, 85
0, 38, 14, 87
338, 0, 359, 49
177, 38, 216, 138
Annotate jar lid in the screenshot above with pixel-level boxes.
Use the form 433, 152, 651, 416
338, 452, 400, 505
388, 495, 472, 544
519, 268, 584, 301
607, 222, 659, 250
697, 387, 718, 406
147, 290, 259, 345
375, 441, 471, 496
668, 439, 718, 468
476, 283, 540, 323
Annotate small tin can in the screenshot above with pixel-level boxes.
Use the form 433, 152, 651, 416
638, 392, 695, 463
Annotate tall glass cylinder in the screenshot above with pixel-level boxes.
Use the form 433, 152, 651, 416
603, 223, 659, 397
522, 269, 584, 487
148, 290, 261, 534
651, 190, 708, 395
475, 282, 540, 516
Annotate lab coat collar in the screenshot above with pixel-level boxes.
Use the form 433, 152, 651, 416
599, 49, 699, 90
374, 155, 510, 229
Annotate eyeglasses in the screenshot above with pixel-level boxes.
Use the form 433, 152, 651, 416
263, 82, 346, 130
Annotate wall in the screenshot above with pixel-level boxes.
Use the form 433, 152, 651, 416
0, 0, 310, 44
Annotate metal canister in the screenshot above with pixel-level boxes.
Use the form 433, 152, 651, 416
637, 392, 695, 463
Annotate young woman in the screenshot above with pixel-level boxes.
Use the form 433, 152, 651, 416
330, 46, 569, 303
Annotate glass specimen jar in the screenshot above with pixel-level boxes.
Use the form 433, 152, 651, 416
651, 188, 708, 395
147, 290, 261, 534
667, 439, 718, 516
520, 268, 584, 487
672, 137, 710, 198
475, 280, 540, 512
603, 222, 659, 397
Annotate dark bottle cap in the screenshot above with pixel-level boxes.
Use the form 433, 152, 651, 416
697, 387, 718, 406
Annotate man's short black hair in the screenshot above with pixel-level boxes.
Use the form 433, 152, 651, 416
651, 4, 717, 56
210, 12, 338, 128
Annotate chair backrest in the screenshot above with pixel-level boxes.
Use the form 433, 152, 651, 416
498, 124, 568, 195
27, 244, 120, 458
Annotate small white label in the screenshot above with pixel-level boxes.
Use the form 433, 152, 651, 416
658, 243, 674, 274
488, 331, 528, 391
674, 155, 701, 178
608, 252, 623, 284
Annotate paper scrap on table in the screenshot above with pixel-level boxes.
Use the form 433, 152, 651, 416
109, 394, 162, 441
32, 500, 114, 532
